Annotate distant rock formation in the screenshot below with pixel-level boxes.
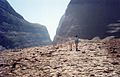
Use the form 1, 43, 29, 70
0, 0, 51, 49
54, 0, 120, 43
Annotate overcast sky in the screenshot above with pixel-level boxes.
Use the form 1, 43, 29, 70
7, 0, 70, 40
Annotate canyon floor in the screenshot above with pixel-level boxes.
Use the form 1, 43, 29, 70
0, 39, 120, 77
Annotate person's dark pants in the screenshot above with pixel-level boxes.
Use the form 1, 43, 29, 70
75, 43, 78, 51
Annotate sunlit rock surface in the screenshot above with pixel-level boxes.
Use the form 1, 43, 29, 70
0, 39, 120, 77
0, 0, 51, 49
54, 0, 120, 42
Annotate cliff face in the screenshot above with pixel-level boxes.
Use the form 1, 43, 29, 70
0, 0, 51, 49
54, 0, 120, 42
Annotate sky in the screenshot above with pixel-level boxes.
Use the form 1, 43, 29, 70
7, 0, 70, 40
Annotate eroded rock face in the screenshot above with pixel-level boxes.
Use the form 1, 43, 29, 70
54, 0, 120, 42
0, 39, 120, 77
0, 0, 51, 49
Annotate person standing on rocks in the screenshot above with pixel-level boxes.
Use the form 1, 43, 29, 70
75, 35, 79, 51
68, 38, 73, 51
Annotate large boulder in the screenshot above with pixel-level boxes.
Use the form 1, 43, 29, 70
54, 0, 120, 43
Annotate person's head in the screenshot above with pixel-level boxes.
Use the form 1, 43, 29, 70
75, 35, 78, 38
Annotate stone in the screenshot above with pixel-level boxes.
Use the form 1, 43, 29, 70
0, 39, 120, 77
54, 0, 120, 43
0, 0, 51, 49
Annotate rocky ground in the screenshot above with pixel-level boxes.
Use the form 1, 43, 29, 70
0, 39, 120, 77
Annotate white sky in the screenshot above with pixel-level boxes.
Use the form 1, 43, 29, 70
7, 0, 70, 40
